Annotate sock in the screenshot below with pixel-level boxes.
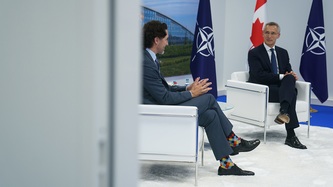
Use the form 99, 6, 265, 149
287, 129, 295, 139
220, 156, 234, 169
227, 131, 241, 147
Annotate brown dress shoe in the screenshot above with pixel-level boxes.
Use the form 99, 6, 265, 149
274, 113, 290, 124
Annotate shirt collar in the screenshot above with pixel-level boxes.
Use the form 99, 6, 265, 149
263, 43, 275, 52
146, 48, 157, 61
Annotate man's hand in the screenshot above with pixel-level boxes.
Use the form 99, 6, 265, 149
284, 71, 298, 80
187, 77, 212, 97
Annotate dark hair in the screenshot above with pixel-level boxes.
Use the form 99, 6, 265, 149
143, 20, 168, 49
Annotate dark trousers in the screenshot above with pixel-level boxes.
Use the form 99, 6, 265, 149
179, 94, 233, 160
268, 74, 299, 130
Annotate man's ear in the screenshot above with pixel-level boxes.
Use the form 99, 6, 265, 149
154, 37, 159, 45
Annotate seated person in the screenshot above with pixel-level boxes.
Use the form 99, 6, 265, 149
248, 22, 307, 149
142, 20, 260, 176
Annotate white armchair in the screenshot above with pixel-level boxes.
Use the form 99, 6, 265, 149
138, 104, 204, 186
226, 71, 311, 143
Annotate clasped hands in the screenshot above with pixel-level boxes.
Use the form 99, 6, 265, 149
186, 77, 212, 97
284, 71, 298, 80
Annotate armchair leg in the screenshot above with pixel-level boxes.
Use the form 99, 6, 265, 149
201, 142, 204, 167
264, 122, 267, 144
195, 161, 198, 186
201, 127, 205, 166
307, 121, 310, 138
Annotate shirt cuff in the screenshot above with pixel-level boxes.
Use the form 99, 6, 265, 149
189, 91, 193, 97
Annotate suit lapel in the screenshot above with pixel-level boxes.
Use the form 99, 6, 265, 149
144, 50, 169, 87
259, 44, 272, 71
144, 50, 158, 70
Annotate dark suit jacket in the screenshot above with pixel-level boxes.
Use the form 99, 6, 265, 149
142, 50, 192, 104
248, 44, 292, 86
142, 50, 235, 158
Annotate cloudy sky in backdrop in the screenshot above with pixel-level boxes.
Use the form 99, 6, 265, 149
142, 0, 199, 33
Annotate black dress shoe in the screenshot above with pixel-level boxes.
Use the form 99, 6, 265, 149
218, 164, 255, 176
231, 138, 260, 155
274, 113, 290, 124
285, 136, 307, 149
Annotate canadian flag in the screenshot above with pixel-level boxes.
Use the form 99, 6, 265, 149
250, 0, 267, 50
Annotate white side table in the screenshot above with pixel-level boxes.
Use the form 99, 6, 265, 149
217, 102, 234, 118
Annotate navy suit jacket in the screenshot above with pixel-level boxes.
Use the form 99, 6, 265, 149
142, 50, 192, 104
248, 44, 292, 86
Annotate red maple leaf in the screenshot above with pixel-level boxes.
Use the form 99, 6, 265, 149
250, 18, 264, 48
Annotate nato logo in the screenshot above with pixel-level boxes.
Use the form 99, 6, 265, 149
192, 26, 215, 61
304, 26, 326, 56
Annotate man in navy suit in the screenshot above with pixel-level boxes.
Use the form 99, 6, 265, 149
142, 20, 260, 176
248, 22, 307, 149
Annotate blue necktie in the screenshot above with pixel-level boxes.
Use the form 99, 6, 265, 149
270, 48, 278, 74
155, 59, 160, 72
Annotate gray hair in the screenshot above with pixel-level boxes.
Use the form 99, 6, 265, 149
264, 22, 280, 33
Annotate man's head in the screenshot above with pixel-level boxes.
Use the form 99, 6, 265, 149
143, 20, 169, 54
263, 22, 281, 48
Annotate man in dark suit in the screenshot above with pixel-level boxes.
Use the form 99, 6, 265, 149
142, 20, 260, 176
248, 22, 307, 149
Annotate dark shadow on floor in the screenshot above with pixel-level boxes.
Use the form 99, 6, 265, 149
140, 162, 195, 182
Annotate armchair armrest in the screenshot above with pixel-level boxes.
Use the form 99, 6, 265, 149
139, 104, 197, 117
226, 80, 268, 123
226, 80, 268, 93
138, 104, 199, 161
295, 81, 311, 102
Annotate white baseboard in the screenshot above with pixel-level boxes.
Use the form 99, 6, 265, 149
311, 98, 333, 107
218, 89, 227, 96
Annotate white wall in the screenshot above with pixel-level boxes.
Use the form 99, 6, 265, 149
109, 0, 142, 186
0, 0, 141, 187
1, 1, 95, 186
212, 0, 333, 105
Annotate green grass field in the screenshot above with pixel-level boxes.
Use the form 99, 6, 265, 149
157, 44, 192, 77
